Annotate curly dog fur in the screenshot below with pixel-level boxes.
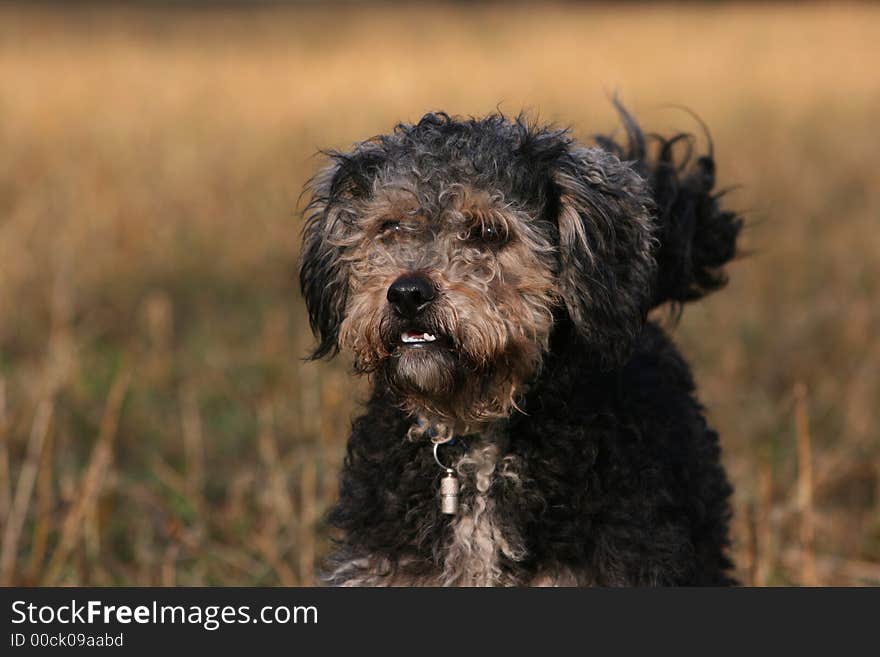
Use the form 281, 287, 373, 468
300, 102, 742, 586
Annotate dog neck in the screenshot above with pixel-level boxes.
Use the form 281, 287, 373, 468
405, 415, 524, 585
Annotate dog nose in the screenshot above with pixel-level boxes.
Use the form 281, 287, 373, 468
387, 275, 435, 318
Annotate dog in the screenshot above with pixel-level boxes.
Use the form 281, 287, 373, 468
299, 102, 742, 586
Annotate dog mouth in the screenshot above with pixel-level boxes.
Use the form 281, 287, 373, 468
394, 327, 452, 351
401, 330, 437, 344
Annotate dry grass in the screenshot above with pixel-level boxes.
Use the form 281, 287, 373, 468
0, 2, 878, 585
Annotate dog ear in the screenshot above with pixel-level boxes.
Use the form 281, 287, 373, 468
299, 161, 348, 359
551, 145, 657, 365
300, 145, 390, 359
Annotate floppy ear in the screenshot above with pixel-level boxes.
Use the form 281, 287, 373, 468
551, 145, 657, 365
299, 162, 349, 359
300, 143, 393, 359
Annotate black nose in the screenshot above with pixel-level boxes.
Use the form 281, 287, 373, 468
387, 274, 435, 318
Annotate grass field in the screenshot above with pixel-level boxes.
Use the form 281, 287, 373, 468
1, 2, 878, 586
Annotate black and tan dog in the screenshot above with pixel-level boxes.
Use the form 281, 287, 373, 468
299, 103, 742, 586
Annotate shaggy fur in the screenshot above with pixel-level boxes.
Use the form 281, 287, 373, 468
300, 103, 742, 586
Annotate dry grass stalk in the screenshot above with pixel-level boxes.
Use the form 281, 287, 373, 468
254, 528, 297, 586
319, 459, 337, 517
0, 397, 53, 585
180, 384, 205, 519
257, 401, 295, 529
207, 543, 266, 581
744, 501, 759, 586
43, 370, 130, 584
150, 457, 189, 498
299, 370, 321, 442
299, 460, 317, 585
161, 544, 179, 587
755, 459, 774, 586
794, 382, 817, 586
27, 424, 55, 582
255, 400, 298, 584
84, 493, 101, 566
319, 374, 344, 509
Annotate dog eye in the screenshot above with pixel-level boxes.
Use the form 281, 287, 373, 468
467, 224, 508, 246
379, 220, 402, 235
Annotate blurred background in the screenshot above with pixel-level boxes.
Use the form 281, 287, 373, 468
1, 1, 878, 586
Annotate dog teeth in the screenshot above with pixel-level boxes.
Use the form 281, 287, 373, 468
401, 332, 437, 344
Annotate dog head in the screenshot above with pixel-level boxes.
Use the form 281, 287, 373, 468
300, 113, 656, 426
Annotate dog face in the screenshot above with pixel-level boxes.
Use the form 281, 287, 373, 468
333, 182, 558, 424
301, 113, 656, 426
